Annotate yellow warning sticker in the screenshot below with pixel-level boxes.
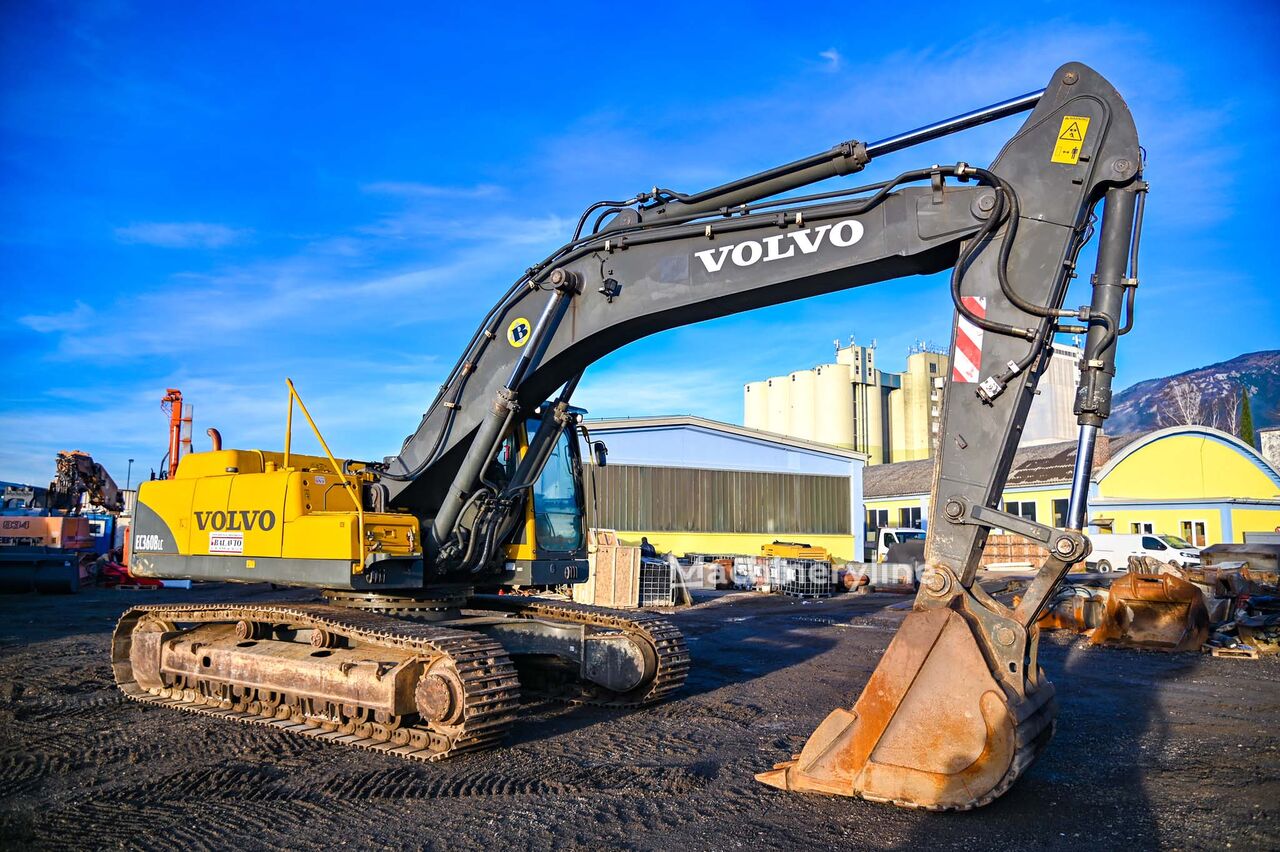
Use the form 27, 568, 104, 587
1051, 115, 1090, 164
507, 317, 532, 348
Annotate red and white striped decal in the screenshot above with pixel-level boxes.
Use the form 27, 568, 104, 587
952, 296, 986, 383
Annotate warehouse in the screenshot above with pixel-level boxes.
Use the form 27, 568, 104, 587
581, 415, 864, 560
863, 424, 1280, 550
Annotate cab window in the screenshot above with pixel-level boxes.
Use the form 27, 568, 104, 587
529, 424, 583, 553
1141, 535, 1166, 550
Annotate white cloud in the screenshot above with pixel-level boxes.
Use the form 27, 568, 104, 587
819, 48, 841, 71
115, 221, 249, 248
359, 210, 568, 244
575, 364, 746, 423
19, 300, 95, 333
363, 182, 504, 199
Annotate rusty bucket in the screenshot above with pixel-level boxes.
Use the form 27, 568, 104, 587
1090, 572, 1209, 652
756, 607, 1055, 810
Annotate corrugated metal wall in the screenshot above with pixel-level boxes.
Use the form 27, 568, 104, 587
586, 464, 850, 534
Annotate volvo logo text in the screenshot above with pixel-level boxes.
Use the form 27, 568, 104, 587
194, 510, 277, 532
694, 220, 864, 274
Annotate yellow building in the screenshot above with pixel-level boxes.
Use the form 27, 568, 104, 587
862, 425, 1280, 558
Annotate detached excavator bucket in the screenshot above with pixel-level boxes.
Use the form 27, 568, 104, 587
1090, 572, 1210, 652
756, 606, 1056, 810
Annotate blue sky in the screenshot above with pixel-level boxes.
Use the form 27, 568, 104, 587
2, 2, 1278, 486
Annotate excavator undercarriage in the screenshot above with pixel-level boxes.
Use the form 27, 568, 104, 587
113, 594, 688, 759
116, 61, 1145, 812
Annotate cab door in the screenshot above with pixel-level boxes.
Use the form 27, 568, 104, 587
531, 425, 585, 558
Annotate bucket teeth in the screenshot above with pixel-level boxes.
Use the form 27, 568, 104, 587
754, 765, 793, 791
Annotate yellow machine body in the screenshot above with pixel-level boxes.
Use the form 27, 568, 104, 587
761, 541, 831, 562
129, 449, 424, 590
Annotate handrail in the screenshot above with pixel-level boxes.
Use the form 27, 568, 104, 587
282, 378, 366, 566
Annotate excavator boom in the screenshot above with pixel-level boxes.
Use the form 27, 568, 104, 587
120, 62, 1143, 811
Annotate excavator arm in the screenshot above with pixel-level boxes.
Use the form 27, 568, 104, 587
378, 62, 1142, 809
388, 63, 1138, 567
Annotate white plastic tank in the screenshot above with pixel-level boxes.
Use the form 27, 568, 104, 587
744, 381, 769, 430
815, 363, 854, 448
789, 370, 817, 441
766, 377, 790, 434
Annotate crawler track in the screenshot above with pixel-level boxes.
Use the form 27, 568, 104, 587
111, 603, 522, 761
469, 595, 689, 707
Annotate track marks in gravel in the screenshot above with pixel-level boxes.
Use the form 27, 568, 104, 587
101, 758, 719, 807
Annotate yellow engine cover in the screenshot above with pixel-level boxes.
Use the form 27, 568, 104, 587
130, 449, 421, 587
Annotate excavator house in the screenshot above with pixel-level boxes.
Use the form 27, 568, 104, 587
116, 62, 1145, 811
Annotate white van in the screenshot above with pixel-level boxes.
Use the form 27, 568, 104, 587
1086, 533, 1202, 572
869, 527, 927, 562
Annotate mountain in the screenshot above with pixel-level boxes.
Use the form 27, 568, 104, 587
1107, 350, 1280, 435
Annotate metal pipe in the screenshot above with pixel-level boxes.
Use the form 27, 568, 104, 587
431, 287, 575, 547
649, 144, 869, 220
284, 378, 365, 552
1073, 185, 1139, 428
651, 89, 1043, 221
283, 383, 294, 469
1065, 423, 1098, 530
865, 89, 1044, 158
506, 289, 567, 387
505, 371, 584, 497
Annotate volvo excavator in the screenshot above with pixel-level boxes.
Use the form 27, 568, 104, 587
115, 62, 1146, 811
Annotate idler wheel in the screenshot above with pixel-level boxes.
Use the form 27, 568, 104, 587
416, 667, 464, 725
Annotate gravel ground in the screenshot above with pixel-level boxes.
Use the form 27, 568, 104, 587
0, 582, 1276, 851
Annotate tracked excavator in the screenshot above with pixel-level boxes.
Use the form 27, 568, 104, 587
115, 62, 1146, 811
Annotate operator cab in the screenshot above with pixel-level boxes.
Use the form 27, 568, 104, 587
493, 406, 590, 589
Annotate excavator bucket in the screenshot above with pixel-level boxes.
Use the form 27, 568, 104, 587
1090, 572, 1210, 652
756, 606, 1056, 810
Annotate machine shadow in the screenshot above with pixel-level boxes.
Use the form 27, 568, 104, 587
897, 633, 1201, 846
505, 591, 875, 746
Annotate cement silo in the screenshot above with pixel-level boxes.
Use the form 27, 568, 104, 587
766, 377, 790, 434
744, 381, 769, 431
814, 363, 854, 448
1022, 343, 1082, 445
863, 383, 886, 465
788, 370, 817, 441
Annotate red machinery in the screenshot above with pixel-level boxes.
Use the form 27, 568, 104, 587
160, 389, 193, 479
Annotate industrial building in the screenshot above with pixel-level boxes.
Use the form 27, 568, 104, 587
745, 337, 1082, 464
863, 425, 1280, 554
580, 415, 864, 560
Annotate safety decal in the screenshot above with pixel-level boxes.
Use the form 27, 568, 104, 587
952, 296, 986, 383
1051, 115, 1090, 165
507, 317, 532, 348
